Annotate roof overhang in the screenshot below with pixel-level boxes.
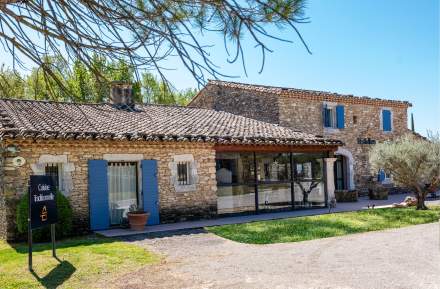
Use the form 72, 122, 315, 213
214, 143, 340, 153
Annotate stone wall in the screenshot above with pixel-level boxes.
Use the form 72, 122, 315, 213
191, 85, 410, 190
278, 96, 409, 188
1, 139, 217, 240
191, 84, 280, 124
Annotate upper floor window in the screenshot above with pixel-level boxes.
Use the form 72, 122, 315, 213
323, 103, 345, 129
378, 169, 392, 183
381, 108, 393, 132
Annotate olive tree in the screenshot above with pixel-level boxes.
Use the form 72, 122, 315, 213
369, 134, 440, 210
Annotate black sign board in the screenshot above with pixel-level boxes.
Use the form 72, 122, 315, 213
357, 138, 376, 145
28, 175, 58, 271
29, 175, 58, 229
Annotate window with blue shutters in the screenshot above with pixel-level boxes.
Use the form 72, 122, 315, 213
141, 160, 160, 225
377, 169, 392, 183
382, 109, 392, 132
323, 103, 344, 129
377, 169, 386, 182
336, 105, 345, 129
88, 160, 110, 230
323, 104, 332, 127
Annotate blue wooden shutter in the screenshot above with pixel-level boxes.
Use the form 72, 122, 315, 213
382, 109, 392, 131
323, 104, 330, 127
141, 160, 160, 225
336, 105, 345, 129
88, 160, 109, 230
378, 169, 386, 182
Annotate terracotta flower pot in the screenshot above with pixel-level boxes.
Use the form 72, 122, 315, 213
127, 212, 150, 230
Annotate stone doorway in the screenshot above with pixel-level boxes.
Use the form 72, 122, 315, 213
334, 147, 355, 190
334, 155, 348, 190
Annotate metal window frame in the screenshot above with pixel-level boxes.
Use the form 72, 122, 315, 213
44, 163, 62, 191
177, 161, 191, 185
216, 151, 329, 215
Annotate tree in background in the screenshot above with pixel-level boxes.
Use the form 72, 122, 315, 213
68, 61, 94, 103
142, 72, 196, 105
0, 57, 195, 105
0, 65, 25, 98
0, 0, 309, 97
369, 134, 440, 210
25, 55, 71, 101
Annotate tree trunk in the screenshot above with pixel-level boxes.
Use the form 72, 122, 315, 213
415, 193, 428, 210
303, 192, 309, 204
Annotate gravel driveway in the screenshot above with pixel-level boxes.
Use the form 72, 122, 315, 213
111, 223, 440, 289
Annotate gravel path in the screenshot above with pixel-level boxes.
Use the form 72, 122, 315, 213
112, 223, 440, 289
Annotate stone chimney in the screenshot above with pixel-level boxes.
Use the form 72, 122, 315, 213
110, 82, 134, 109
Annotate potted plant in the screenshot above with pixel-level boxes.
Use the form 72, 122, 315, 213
335, 189, 358, 202
127, 204, 149, 230
369, 184, 389, 200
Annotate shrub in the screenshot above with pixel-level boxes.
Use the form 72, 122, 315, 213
16, 190, 73, 242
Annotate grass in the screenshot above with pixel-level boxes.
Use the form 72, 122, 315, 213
207, 206, 440, 244
0, 235, 158, 289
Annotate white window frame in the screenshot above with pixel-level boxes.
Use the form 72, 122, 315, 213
380, 107, 393, 133
31, 154, 75, 196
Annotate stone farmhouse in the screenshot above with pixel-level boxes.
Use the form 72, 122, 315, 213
189, 80, 413, 191
0, 84, 342, 240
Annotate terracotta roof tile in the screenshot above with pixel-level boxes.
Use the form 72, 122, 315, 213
192, 80, 412, 108
0, 98, 342, 146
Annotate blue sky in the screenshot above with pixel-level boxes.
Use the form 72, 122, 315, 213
0, 0, 438, 136
166, 0, 440, 136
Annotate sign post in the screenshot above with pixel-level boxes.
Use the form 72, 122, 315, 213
28, 175, 58, 271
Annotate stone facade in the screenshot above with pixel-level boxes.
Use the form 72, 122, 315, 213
278, 97, 409, 188
191, 85, 280, 124
191, 81, 411, 190
0, 139, 217, 240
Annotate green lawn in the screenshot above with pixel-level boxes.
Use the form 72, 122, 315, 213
207, 206, 440, 244
0, 235, 158, 289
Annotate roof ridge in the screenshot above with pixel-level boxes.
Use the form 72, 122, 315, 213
0, 97, 106, 106
0, 97, 271, 116
207, 79, 411, 105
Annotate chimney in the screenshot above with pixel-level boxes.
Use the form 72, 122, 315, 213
110, 82, 134, 109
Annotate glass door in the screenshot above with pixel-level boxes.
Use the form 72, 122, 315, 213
334, 156, 346, 190
108, 162, 138, 225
